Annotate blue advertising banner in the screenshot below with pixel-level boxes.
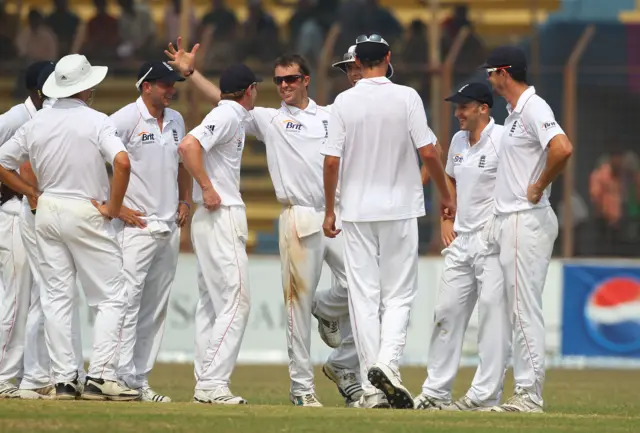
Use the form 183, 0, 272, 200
562, 264, 640, 357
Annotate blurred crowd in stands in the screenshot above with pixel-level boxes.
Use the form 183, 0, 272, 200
0, 0, 487, 99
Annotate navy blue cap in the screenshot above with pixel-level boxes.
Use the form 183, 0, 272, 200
136, 61, 185, 90
445, 82, 494, 108
481, 46, 527, 71
219, 64, 262, 94
26, 61, 55, 90
36, 62, 56, 92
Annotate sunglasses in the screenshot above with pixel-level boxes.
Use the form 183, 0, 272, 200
355, 34, 389, 46
485, 66, 511, 77
273, 75, 305, 85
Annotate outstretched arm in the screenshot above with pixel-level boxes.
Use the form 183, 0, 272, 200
165, 36, 221, 106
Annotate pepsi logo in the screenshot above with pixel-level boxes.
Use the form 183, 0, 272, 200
584, 276, 640, 353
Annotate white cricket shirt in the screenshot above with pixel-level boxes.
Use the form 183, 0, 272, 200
494, 86, 565, 214
110, 97, 185, 222
245, 99, 333, 210
322, 77, 436, 222
0, 98, 38, 213
188, 100, 248, 207
446, 118, 503, 233
0, 98, 126, 202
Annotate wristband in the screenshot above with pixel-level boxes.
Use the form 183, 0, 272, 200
184, 68, 194, 78
180, 200, 191, 209
31, 208, 36, 215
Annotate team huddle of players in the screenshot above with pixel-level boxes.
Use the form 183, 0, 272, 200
0, 32, 572, 413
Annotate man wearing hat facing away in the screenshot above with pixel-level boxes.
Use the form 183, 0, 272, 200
481, 46, 573, 413
322, 34, 455, 409
0, 54, 140, 401
0, 60, 53, 398
178, 63, 258, 405
414, 83, 510, 411
110, 61, 189, 403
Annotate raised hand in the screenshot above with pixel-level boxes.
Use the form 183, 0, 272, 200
164, 36, 200, 76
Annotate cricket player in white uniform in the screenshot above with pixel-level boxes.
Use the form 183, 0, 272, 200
178, 63, 259, 405
164, 39, 365, 408
322, 34, 455, 409
110, 61, 190, 403
481, 46, 573, 413
0, 54, 140, 401
0, 61, 84, 399
0, 61, 51, 399
414, 83, 511, 411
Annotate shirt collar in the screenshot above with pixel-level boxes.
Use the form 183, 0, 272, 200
49, 98, 88, 109
43, 98, 57, 109
218, 100, 251, 121
24, 97, 38, 118
135, 96, 181, 126
355, 76, 391, 86
507, 86, 536, 114
281, 98, 318, 116
461, 117, 495, 146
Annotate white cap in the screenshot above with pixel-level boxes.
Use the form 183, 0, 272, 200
43, 54, 108, 99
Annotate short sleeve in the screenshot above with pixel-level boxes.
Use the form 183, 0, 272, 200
0, 125, 30, 171
109, 106, 135, 146
445, 136, 459, 179
173, 112, 186, 163
322, 101, 345, 158
189, 109, 239, 152
245, 107, 276, 142
98, 116, 127, 165
408, 89, 437, 149
527, 99, 565, 149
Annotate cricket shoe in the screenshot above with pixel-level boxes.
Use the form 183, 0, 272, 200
322, 363, 363, 407
0, 382, 20, 399
140, 387, 171, 403
193, 387, 247, 405
351, 391, 391, 409
19, 385, 56, 400
313, 313, 341, 348
367, 363, 414, 409
442, 396, 487, 411
413, 393, 451, 410
290, 393, 323, 407
81, 377, 141, 401
55, 378, 80, 400
490, 391, 543, 413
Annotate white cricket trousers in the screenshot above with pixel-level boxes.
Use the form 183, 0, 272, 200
117, 223, 180, 390
192, 205, 251, 390
19, 202, 85, 389
36, 195, 129, 383
488, 206, 558, 407
342, 218, 419, 395
0, 206, 33, 384
421, 230, 510, 406
279, 206, 358, 396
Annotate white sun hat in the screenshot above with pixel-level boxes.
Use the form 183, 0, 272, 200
332, 45, 394, 79
42, 54, 108, 99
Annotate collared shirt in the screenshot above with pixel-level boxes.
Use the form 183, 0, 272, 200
446, 118, 503, 233
0, 98, 39, 213
494, 86, 565, 214
245, 99, 333, 209
0, 98, 126, 202
322, 76, 437, 222
110, 97, 185, 222
188, 100, 249, 207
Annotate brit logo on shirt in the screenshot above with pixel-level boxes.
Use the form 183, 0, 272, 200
453, 154, 463, 164
172, 129, 179, 144
282, 119, 302, 132
138, 131, 155, 144
478, 155, 486, 168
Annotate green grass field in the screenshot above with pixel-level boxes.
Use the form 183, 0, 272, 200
1, 364, 639, 432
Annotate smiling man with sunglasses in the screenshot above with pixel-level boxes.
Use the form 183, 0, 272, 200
481, 46, 573, 413
164, 38, 362, 408
321, 33, 455, 410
